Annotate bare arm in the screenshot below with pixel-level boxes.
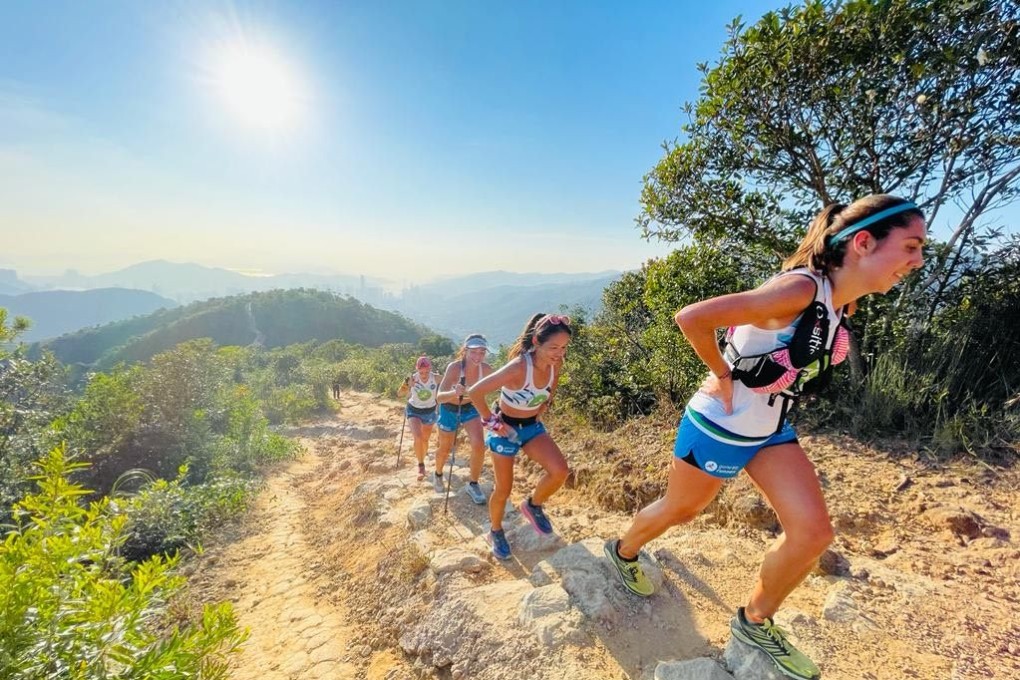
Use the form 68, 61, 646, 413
675, 276, 815, 414
675, 276, 816, 377
396, 375, 412, 398
436, 363, 464, 404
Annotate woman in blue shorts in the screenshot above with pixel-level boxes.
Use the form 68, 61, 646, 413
605, 195, 926, 680
397, 356, 439, 481
432, 334, 493, 504
467, 313, 572, 560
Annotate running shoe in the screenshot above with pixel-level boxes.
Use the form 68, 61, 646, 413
730, 607, 820, 680
486, 528, 512, 560
432, 471, 446, 494
519, 497, 553, 534
417, 463, 426, 482
602, 539, 654, 597
465, 481, 487, 505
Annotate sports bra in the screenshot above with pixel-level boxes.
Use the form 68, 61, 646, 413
499, 352, 555, 413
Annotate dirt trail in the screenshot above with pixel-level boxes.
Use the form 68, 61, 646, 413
188, 391, 1019, 680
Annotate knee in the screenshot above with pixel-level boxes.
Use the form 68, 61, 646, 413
491, 483, 512, 501
788, 521, 834, 556
547, 463, 570, 486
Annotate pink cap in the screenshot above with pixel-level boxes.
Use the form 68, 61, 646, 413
416, 356, 431, 370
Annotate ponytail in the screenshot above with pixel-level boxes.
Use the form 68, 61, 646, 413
783, 194, 923, 274
507, 313, 545, 359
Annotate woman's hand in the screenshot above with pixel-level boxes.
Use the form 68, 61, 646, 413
701, 371, 734, 415
453, 384, 466, 399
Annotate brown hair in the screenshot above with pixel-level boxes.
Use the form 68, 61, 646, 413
507, 313, 573, 359
783, 194, 924, 274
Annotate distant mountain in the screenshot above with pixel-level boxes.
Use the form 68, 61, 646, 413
0, 269, 34, 295
38, 289, 427, 370
412, 270, 619, 298
0, 288, 176, 342
23, 260, 389, 304
394, 274, 619, 346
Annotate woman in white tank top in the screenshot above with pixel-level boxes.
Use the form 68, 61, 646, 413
605, 196, 926, 680
468, 313, 573, 560
397, 356, 440, 481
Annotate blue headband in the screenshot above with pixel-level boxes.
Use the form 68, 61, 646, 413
827, 202, 918, 247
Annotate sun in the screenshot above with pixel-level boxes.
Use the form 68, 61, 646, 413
212, 42, 305, 131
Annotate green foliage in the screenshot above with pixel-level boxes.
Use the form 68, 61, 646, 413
626, 0, 1020, 458
0, 314, 68, 523
114, 466, 254, 563
0, 447, 246, 678
561, 244, 773, 428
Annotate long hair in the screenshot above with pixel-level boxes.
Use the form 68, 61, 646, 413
507, 313, 573, 359
783, 194, 924, 274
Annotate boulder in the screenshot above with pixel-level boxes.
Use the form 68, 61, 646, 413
407, 499, 433, 530
430, 548, 488, 576
655, 658, 735, 680
723, 638, 786, 680
518, 585, 587, 647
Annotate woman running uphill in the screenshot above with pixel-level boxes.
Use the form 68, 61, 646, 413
468, 313, 572, 560
604, 195, 926, 680
433, 334, 493, 504
397, 356, 440, 481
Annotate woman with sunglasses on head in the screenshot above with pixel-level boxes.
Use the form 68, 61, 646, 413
604, 195, 926, 680
467, 313, 572, 560
432, 334, 494, 504
396, 356, 440, 481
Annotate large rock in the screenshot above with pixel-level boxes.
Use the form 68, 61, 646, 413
655, 658, 735, 680
723, 638, 786, 680
506, 521, 567, 553
430, 548, 488, 576
518, 584, 587, 647
407, 499, 433, 530
821, 582, 877, 632
531, 538, 664, 625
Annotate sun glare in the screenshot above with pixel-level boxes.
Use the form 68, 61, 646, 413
212, 43, 305, 131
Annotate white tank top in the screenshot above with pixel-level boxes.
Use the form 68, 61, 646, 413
407, 372, 439, 409
500, 352, 555, 413
687, 270, 842, 443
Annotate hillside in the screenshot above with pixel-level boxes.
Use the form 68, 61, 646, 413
39, 289, 427, 369
395, 275, 618, 346
0, 288, 176, 342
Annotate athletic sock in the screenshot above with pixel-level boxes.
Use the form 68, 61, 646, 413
615, 540, 639, 563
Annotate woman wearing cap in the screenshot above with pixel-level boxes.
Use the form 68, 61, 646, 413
467, 313, 572, 560
433, 334, 493, 504
397, 355, 440, 481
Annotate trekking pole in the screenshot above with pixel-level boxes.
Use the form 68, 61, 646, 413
395, 407, 408, 468
443, 383, 466, 515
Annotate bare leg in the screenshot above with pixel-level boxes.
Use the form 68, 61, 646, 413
617, 457, 724, 559
434, 429, 454, 474
742, 442, 833, 622
520, 434, 569, 505
489, 452, 515, 530
463, 419, 486, 483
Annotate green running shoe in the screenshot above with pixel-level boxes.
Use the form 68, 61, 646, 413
603, 539, 654, 597
730, 607, 820, 680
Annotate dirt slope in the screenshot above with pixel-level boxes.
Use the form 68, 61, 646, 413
185, 392, 1019, 680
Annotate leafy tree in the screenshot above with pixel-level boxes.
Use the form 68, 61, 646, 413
629, 0, 1020, 453
640, 0, 1019, 337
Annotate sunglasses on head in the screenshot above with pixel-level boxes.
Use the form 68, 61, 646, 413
541, 314, 571, 327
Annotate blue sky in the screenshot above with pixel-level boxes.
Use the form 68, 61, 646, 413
1, 0, 777, 279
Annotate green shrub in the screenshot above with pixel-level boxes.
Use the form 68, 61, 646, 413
0, 447, 246, 678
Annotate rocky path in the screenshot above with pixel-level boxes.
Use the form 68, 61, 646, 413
188, 392, 1019, 680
